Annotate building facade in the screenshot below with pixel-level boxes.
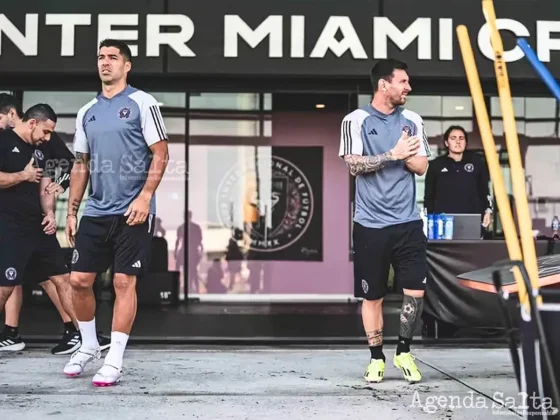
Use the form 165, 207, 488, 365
1, 0, 559, 300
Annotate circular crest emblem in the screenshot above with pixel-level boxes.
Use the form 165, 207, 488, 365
216, 156, 314, 253
402, 125, 412, 136
34, 149, 44, 160
464, 163, 474, 172
118, 107, 131, 119
72, 249, 79, 264
361, 279, 369, 294
5, 267, 17, 281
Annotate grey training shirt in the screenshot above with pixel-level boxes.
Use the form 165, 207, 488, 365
73, 85, 168, 218
339, 104, 431, 229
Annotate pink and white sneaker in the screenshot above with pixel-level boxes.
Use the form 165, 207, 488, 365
92, 364, 123, 387
63, 348, 101, 377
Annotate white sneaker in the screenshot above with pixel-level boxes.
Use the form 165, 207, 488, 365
63, 348, 101, 377
92, 364, 123, 387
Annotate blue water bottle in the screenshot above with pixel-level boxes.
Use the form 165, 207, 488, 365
436, 214, 445, 240
427, 214, 435, 240
444, 215, 454, 240
552, 215, 559, 239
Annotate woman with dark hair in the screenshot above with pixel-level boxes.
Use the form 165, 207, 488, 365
424, 125, 493, 229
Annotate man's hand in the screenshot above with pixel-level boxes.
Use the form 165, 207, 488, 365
42, 212, 56, 235
483, 211, 492, 228
22, 157, 43, 183
66, 215, 77, 247
124, 193, 151, 226
45, 182, 64, 197
390, 131, 421, 161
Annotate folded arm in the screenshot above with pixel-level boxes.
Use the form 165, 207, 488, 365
343, 152, 394, 177
405, 156, 429, 176
0, 171, 26, 189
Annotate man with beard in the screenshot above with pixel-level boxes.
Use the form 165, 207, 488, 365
63, 39, 168, 386
0, 94, 110, 355
339, 59, 430, 384
0, 105, 76, 347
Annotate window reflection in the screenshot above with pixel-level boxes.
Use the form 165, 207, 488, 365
442, 96, 472, 117
492, 120, 526, 136
404, 95, 442, 117
525, 122, 557, 138
150, 92, 186, 108
525, 145, 560, 236
189, 119, 265, 137
491, 97, 525, 117
525, 98, 556, 119
190, 93, 272, 111
23, 91, 97, 114
425, 121, 474, 138
188, 145, 273, 295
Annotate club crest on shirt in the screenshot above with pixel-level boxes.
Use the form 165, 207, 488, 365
402, 125, 412, 136
34, 149, 44, 160
5, 267, 17, 281
72, 249, 79, 264
118, 107, 131, 119
464, 163, 474, 172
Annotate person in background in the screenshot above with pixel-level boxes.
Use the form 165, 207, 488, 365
0, 94, 109, 355
423, 125, 493, 229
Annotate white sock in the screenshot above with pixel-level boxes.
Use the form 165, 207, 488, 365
104, 332, 129, 370
78, 319, 99, 351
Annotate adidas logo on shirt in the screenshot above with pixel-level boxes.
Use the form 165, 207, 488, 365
441, 167, 448, 172
12, 147, 19, 153
132, 261, 141, 268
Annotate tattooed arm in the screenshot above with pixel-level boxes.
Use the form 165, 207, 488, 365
343, 152, 395, 177
67, 152, 89, 217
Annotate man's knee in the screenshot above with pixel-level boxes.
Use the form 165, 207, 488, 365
0, 285, 16, 309
362, 297, 384, 309
113, 273, 136, 291
403, 289, 425, 299
70, 273, 95, 290
44, 274, 69, 288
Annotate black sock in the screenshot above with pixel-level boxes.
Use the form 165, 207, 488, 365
369, 345, 385, 362
396, 336, 411, 355
64, 322, 77, 334
4, 325, 19, 337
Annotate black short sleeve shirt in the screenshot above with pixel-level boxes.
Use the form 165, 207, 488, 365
0, 129, 53, 226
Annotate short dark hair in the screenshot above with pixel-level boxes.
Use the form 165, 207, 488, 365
23, 104, 57, 124
99, 39, 132, 62
370, 59, 409, 92
443, 125, 469, 147
0, 93, 23, 118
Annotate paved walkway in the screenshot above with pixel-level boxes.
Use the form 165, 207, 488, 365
0, 346, 522, 419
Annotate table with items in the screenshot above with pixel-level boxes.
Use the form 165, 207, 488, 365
422, 238, 554, 338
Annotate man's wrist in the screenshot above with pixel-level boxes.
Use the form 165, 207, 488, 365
67, 214, 77, 218
140, 190, 153, 200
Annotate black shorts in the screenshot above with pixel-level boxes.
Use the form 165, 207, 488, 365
72, 214, 155, 276
352, 220, 427, 300
0, 223, 69, 287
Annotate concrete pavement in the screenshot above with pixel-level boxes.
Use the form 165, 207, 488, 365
0, 346, 522, 419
